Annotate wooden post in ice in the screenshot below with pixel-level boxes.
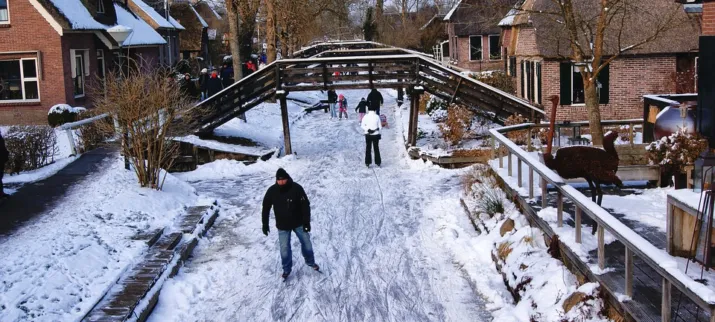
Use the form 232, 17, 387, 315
508, 151, 512, 177
662, 279, 671, 322
541, 178, 547, 208
528, 167, 534, 199
409, 86, 424, 147
575, 207, 582, 244
598, 225, 605, 270
556, 191, 563, 227
277, 90, 292, 155
527, 128, 533, 152
517, 158, 522, 188
625, 247, 633, 297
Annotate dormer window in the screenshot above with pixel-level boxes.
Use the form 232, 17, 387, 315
97, 0, 105, 14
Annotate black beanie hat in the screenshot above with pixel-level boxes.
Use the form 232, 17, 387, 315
276, 168, 290, 180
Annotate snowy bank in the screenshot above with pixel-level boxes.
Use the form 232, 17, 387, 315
0, 157, 202, 321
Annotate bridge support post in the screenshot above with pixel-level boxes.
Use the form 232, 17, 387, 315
277, 90, 292, 155
408, 86, 425, 146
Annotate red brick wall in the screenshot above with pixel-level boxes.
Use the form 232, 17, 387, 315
533, 55, 677, 122
454, 36, 504, 72
515, 27, 539, 57
704, 1, 715, 35
61, 34, 103, 111
0, 0, 64, 125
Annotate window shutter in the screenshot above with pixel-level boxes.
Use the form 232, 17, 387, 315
70, 49, 77, 78
521, 60, 525, 98
598, 63, 610, 104
536, 62, 542, 104
560, 62, 571, 105
84, 50, 90, 76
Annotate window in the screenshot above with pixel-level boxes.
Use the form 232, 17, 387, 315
469, 35, 482, 61
71, 49, 90, 97
508, 56, 516, 77
489, 35, 501, 60
559, 62, 609, 106
0, 0, 9, 23
0, 58, 39, 102
96, 0, 105, 14
520, 60, 542, 104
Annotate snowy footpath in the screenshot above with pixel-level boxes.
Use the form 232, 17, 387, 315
148, 90, 508, 321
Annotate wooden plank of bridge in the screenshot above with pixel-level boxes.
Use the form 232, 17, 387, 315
625, 247, 634, 297
278, 91, 292, 155
575, 206, 582, 243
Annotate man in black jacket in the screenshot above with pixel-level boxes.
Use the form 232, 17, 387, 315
262, 168, 319, 278
367, 88, 384, 115
327, 89, 338, 119
0, 132, 8, 198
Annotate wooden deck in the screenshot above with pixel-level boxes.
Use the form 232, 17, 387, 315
82, 204, 219, 322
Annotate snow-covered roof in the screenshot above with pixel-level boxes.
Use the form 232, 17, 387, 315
190, 5, 209, 28
47, 0, 108, 30
115, 4, 166, 46
168, 16, 185, 30
498, 8, 519, 27
131, 0, 174, 29
209, 5, 222, 20
443, 0, 461, 21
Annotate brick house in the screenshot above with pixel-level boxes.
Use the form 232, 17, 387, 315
0, 0, 169, 125
128, 0, 184, 67
500, 0, 700, 122
192, 0, 226, 66
443, 0, 516, 72
170, 1, 208, 62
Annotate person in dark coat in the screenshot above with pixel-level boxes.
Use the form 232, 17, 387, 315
0, 132, 8, 198
198, 68, 209, 100
220, 63, 234, 88
206, 70, 223, 98
367, 88, 384, 115
327, 89, 338, 119
179, 73, 198, 100
262, 168, 319, 278
355, 97, 368, 122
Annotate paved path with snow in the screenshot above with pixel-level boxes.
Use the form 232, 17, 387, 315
148, 90, 494, 322
0, 146, 116, 236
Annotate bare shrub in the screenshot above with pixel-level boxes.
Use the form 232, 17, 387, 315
76, 118, 113, 152
88, 63, 203, 189
504, 113, 530, 145
464, 165, 507, 217
4, 126, 57, 173
470, 71, 516, 95
438, 104, 474, 146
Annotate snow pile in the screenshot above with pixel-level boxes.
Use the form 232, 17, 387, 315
463, 165, 611, 321
48, 104, 86, 115
0, 157, 200, 321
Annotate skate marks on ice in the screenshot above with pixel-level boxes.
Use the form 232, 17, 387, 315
149, 90, 492, 322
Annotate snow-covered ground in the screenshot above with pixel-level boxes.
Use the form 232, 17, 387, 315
1, 126, 78, 194
0, 156, 206, 321
149, 89, 512, 321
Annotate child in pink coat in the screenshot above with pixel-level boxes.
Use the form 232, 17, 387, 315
338, 94, 348, 119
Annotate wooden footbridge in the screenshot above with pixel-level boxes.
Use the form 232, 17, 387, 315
192, 41, 544, 154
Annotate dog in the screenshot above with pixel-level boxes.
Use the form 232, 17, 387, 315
380, 114, 389, 128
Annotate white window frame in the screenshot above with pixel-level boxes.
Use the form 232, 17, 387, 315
0, 0, 10, 24
0, 58, 41, 103
97, 0, 105, 14
488, 35, 502, 61
70, 49, 90, 98
468, 35, 483, 61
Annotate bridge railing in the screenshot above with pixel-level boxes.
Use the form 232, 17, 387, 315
489, 124, 715, 321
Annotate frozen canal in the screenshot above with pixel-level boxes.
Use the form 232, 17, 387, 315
148, 90, 495, 321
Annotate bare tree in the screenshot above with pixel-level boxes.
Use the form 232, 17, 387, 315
226, 0, 243, 79
89, 64, 202, 190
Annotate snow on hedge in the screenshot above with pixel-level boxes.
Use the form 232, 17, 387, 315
48, 103, 85, 115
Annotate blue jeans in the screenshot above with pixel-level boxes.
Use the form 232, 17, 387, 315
278, 226, 316, 274
330, 103, 337, 118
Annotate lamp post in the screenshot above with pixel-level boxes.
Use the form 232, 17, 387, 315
107, 25, 132, 169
